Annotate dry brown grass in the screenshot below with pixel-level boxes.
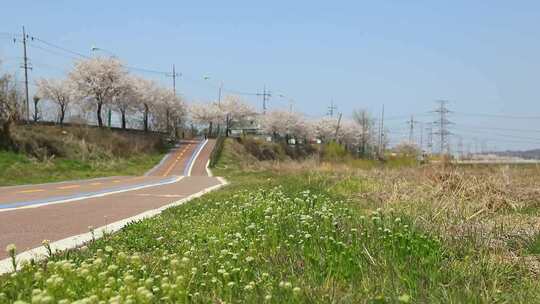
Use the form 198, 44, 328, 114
241, 156, 540, 269
10, 124, 167, 161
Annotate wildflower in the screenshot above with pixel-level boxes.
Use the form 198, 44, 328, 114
293, 287, 301, 294
105, 245, 113, 253
6, 244, 16, 271
5, 244, 16, 255
245, 256, 255, 263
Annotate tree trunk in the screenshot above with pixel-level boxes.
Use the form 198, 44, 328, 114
208, 121, 213, 138
166, 108, 170, 134
59, 106, 66, 126
225, 115, 230, 137
0, 120, 13, 149
143, 104, 149, 132
121, 109, 126, 129
33, 99, 39, 122
97, 102, 103, 127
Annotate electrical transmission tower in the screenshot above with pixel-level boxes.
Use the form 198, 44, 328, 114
406, 115, 420, 144
432, 100, 453, 155
327, 100, 337, 117
425, 123, 433, 154
256, 86, 272, 114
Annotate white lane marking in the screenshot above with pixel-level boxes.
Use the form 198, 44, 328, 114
135, 194, 185, 198
0, 177, 229, 275
0, 177, 184, 213
187, 139, 208, 176
206, 160, 213, 177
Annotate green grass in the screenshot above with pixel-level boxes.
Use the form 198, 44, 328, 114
0, 150, 165, 186
1, 139, 540, 303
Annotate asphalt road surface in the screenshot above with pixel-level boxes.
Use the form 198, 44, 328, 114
0, 138, 220, 259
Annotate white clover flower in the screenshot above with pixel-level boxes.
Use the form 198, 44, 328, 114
293, 287, 301, 294
5, 244, 16, 254
245, 256, 255, 263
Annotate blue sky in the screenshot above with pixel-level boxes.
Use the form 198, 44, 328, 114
1, 1, 540, 151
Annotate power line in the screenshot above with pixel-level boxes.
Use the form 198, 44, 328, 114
6, 30, 294, 106
456, 125, 540, 134
454, 112, 540, 120
30, 36, 90, 59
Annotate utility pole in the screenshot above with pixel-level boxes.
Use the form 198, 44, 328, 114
433, 100, 453, 156
170, 65, 182, 96
378, 104, 385, 157
360, 111, 368, 156
334, 112, 343, 140
457, 136, 464, 159
218, 81, 223, 105
327, 100, 337, 117
21, 26, 31, 123
172, 64, 176, 95
419, 122, 424, 151
288, 99, 294, 112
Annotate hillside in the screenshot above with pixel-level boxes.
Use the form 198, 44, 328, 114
0, 124, 169, 186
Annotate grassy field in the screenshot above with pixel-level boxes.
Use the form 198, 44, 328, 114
1, 139, 540, 303
0, 124, 168, 186
0, 150, 165, 186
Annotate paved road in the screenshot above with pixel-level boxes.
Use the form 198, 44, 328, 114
0, 139, 221, 259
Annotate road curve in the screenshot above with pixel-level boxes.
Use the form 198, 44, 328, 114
0, 139, 222, 260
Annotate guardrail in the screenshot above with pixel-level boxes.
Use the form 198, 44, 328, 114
208, 136, 225, 168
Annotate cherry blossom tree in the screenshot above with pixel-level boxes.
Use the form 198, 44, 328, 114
36, 78, 75, 126
219, 95, 255, 136
68, 57, 127, 127
189, 101, 221, 137
112, 75, 139, 129
152, 87, 187, 135
353, 109, 376, 157
314, 116, 340, 142
0, 69, 21, 147
131, 77, 158, 132
338, 119, 362, 149
260, 110, 308, 140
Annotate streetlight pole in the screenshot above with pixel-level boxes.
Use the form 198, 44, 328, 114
91, 46, 116, 128
203, 76, 223, 105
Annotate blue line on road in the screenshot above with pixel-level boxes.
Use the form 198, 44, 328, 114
183, 140, 207, 176
0, 176, 179, 210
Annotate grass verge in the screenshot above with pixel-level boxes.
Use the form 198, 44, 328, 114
0, 150, 165, 186
1, 139, 540, 303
